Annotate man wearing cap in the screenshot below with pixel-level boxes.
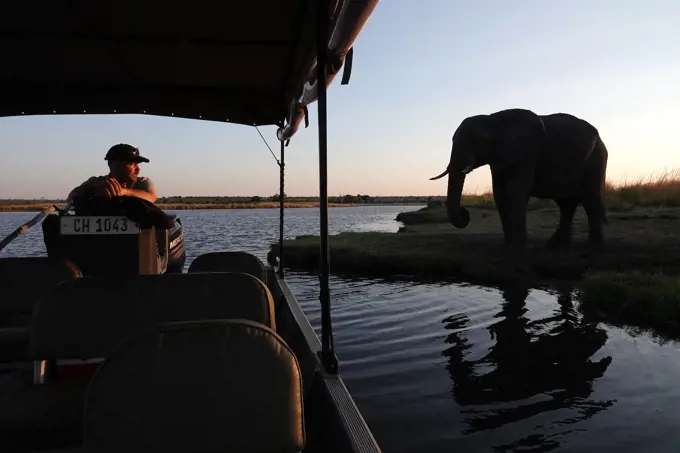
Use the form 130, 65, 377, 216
67, 144, 157, 203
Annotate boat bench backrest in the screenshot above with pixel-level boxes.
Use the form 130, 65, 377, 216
41, 214, 160, 277
29, 271, 276, 363
188, 251, 268, 284
83, 319, 305, 453
0, 257, 82, 325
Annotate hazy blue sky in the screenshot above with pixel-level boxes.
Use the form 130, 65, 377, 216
1, 0, 679, 198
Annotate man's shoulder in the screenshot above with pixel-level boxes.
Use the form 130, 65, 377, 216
135, 176, 154, 185
134, 176, 156, 191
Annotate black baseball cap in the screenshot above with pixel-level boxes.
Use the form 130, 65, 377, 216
104, 144, 150, 163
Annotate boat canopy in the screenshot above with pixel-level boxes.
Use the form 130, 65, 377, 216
0, 0, 378, 142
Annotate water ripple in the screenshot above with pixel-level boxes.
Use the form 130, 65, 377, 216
3, 207, 680, 453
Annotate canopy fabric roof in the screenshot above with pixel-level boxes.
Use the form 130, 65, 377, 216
0, 0, 378, 139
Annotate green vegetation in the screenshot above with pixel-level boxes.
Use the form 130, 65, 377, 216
274, 207, 680, 282
157, 194, 436, 206
272, 171, 680, 337
0, 199, 65, 212
579, 271, 680, 335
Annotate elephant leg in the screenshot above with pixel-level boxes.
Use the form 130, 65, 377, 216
492, 168, 533, 248
581, 144, 607, 249
492, 178, 511, 244
582, 196, 604, 248
546, 199, 578, 249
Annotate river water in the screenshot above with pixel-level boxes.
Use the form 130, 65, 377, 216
2, 206, 679, 453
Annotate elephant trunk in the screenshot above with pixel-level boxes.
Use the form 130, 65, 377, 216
446, 172, 470, 228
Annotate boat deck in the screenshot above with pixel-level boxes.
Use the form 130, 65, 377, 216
0, 249, 380, 453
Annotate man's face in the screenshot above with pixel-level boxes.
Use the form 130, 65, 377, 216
109, 159, 140, 183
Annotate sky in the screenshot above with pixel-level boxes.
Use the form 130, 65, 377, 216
1, 0, 679, 198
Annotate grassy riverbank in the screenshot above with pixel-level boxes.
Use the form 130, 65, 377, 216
272, 172, 680, 336
276, 206, 680, 281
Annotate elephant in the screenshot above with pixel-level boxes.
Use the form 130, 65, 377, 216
430, 108, 608, 250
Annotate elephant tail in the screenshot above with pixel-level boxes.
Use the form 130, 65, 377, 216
602, 202, 608, 225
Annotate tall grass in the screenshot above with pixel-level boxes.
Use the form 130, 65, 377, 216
452, 169, 680, 212
604, 169, 680, 211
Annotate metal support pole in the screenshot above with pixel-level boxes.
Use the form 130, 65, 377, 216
278, 131, 285, 278
316, 0, 338, 374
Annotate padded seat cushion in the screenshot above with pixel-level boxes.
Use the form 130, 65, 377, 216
188, 251, 267, 283
0, 257, 81, 323
29, 272, 276, 361
84, 319, 304, 453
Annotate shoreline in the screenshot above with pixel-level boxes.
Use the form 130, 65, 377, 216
0, 202, 370, 212
269, 204, 680, 340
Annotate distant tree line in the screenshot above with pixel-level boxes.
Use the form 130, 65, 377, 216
0, 195, 447, 206
0, 198, 64, 205
153, 194, 445, 205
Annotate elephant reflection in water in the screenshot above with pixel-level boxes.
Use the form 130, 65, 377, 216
431, 108, 609, 250
441, 285, 614, 450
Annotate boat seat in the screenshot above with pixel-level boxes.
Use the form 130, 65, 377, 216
188, 252, 282, 317
83, 319, 305, 453
0, 272, 275, 452
0, 258, 82, 364
0, 257, 82, 326
188, 250, 268, 284
30, 271, 276, 363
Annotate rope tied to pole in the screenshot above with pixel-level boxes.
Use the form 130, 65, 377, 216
255, 125, 286, 276
0, 201, 73, 254
255, 125, 281, 167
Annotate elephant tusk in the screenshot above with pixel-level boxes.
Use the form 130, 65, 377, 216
461, 165, 473, 174
429, 169, 450, 181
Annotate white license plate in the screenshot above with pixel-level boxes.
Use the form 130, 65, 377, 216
60, 216, 140, 235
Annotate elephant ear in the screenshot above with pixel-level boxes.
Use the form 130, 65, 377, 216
455, 115, 495, 172
467, 115, 495, 142
486, 110, 546, 174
